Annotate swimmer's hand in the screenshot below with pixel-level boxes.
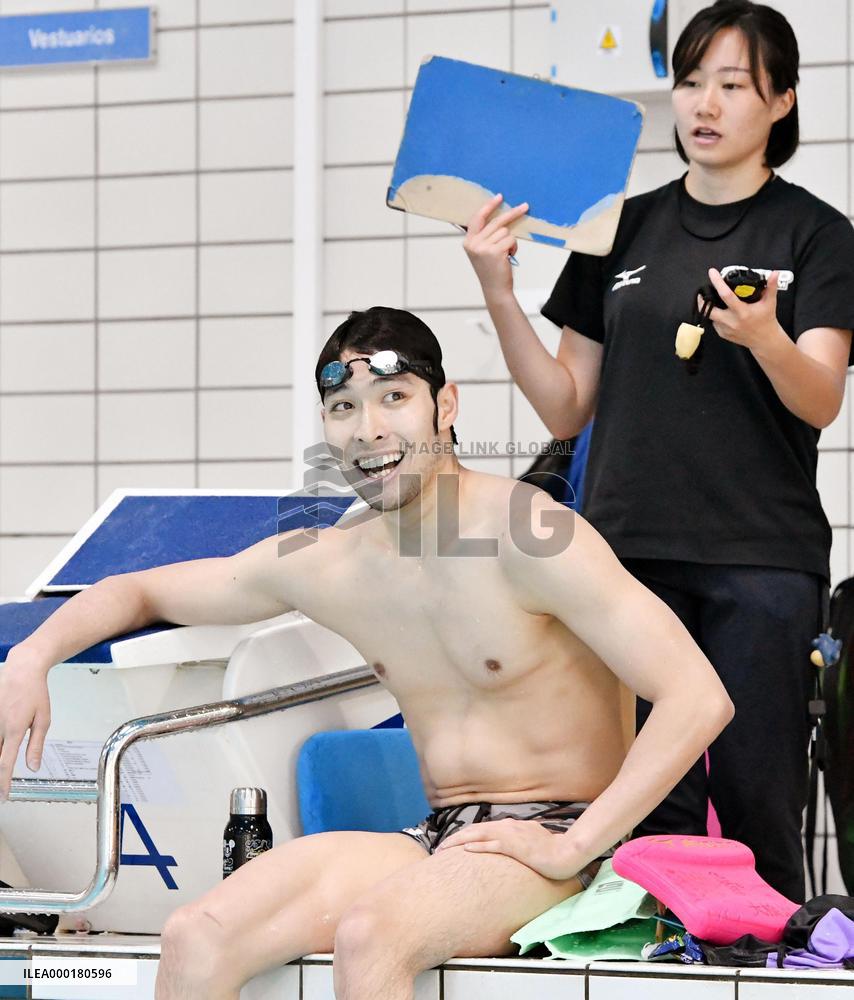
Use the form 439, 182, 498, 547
463, 194, 528, 301
0, 646, 52, 801
703, 268, 784, 355
436, 817, 581, 881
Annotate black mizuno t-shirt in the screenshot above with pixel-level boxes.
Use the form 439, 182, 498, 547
542, 174, 854, 580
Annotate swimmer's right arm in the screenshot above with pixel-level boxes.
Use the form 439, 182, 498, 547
0, 533, 302, 798
463, 194, 602, 439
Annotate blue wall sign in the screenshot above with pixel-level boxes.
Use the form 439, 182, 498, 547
0, 7, 154, 68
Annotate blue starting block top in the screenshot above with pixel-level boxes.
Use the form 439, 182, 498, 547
1, 491, 356, 663
39, 493, 355, 593
0, 598, 172, 664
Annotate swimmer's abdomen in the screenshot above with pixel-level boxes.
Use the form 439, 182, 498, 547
402, 659, 628, 807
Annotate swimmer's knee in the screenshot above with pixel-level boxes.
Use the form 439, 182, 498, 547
160, 904, 231, 982
335, 903, 409, 968
334, 905, 382, 957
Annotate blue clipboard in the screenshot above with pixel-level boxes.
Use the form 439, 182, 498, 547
387, 56, 644, 255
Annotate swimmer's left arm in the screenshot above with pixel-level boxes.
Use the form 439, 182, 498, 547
439, 497, 734, 880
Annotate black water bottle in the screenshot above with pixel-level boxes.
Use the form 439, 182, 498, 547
222, 787, 273, 878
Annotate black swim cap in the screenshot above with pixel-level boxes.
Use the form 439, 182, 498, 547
315, 306, 447, 400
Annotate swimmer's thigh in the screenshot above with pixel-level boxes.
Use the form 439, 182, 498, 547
171, 831, 425, 978
337, 842, 587, 967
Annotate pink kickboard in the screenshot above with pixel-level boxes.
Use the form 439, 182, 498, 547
612, 836, 800, 944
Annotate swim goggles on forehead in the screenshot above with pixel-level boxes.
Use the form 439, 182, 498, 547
319, 350, 433, 389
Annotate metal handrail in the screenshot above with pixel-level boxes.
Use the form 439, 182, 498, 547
0, 665, 378, 914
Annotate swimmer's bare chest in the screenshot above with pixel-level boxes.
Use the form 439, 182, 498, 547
295, 545, 628, 803
315, 550, 561, 690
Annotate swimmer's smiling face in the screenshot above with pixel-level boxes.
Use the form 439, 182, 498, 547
321, 349, 458, 512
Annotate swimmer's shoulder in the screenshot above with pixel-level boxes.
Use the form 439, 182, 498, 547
489, 475, 612, 571
458, 465, 585, 554
273, 511, 366, 570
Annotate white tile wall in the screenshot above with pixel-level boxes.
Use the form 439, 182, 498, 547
512, 242, 570, 301
772, 0, 848, 64
405, 11, 512, 88
200, 0, 293, 24
405, 235, 487, 309
98, 103, 196, 175
98, 391, 196, 462
0, 108, 94, 179
739, 982, 854, 1000
0, 0, 97, 11
199, 97, 293, 169
98, 29, 196, 105
325, 0, 402, 15
199, 24, 294, 97
199, 243, 293, 314
324, 238, 405, 311
301, 964, 334, 1000
818, 451, 848, 525
511, 6, 552, 78
301, 962, 440, 1000
512, 385, 550, 454
627, 149, 685, 197
98, 175, 196, 247
778, 142, 849, 216
137, 0, 196, 30
324, 91, 404, 165
99, 247, 196, 318
798, 66, 848, 143
324, 17, 405, 91
0, 64, 94, 109
0, 252, 95, 322
408, 0, 510, 10
0, 395, 95, 463
197, 460, 293, 489
238, 962, 300, 1000
0, 179, 95, 250
324, 165, 404, 238
99, 320, 196, 390
0, 465, 95, 534
423, 310, 511, 382
587, 972, 735, 1000
0, 536, 71, 598
820, 382, 850, 450
443, 968, 585, 999
198, 388, 292, 460
830, 526, 849, 584
453, 383, 512, 457
0, 324, 94, 392
199, 169, 292, 242
637, 93, 677, 151
199, 316, 292, 386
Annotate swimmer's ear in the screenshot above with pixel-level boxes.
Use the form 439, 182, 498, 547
436, 381, 459, 433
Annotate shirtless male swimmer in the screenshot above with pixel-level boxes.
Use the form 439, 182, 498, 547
0, 306, 733, 1000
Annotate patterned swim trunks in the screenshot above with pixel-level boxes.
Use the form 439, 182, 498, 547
399, 800, 614, 888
